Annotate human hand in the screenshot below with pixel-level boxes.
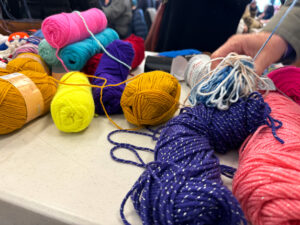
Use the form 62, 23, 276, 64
211, 32, 287, 75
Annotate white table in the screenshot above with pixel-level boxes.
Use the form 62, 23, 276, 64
0, 52, 239, 225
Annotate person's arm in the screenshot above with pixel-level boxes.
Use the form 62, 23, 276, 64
211, 0, 300, 75
102, 0, 126, 21
263, 0, 300, 60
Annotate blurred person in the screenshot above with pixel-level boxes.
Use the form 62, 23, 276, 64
99, 0, 133, 38
152, 0, 251, 53
258, 4, 275, 20
211, 0, 299, 75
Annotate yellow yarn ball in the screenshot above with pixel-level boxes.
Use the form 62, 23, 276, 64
51, 72, 95, 133
121, 71, 181, 126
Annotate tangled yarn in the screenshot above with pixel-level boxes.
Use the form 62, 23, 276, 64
60, 28, 119, 71
0, 71, 57, 134
121, 71, 181, 127
189, 53, 266, 110
92, 40, 134, 115
42, 8, 107, 49
109, 92, 283, 225
233, 92, 300, 225
51, 72, 95, 133
268, 66, 300, 105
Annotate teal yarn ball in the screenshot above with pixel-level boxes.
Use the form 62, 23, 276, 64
38, 39, 61, 66
60, 28, 119, 71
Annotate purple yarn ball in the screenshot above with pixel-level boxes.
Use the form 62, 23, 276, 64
92, 40, 134, 115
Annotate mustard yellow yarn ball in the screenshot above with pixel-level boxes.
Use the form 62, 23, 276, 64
51, 72, 95, 132
121, 71, 181, 126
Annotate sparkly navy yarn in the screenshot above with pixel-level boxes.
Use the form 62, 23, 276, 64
109, 92, 283, 225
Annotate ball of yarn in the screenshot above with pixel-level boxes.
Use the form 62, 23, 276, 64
233, 92, 300, 225
124, 34, 145, 69
60, 28, 119, 71
121, 71, 181, 126
92, 40, 134, 115
8, 32, 29, 42
51, 72, 95, 133
116, 92, 279, 225
268, 66, 300, 104
42, 8, 107, 49
38, 39, 61, 66
6, 53, 49, 74
0, 71, 57, 134
82, 53, 103, 75
12, 43, 39, 59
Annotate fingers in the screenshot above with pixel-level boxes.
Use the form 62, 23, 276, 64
211, 35, 244, 70
253, 34, 287, 75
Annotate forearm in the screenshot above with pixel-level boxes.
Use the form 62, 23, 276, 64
263, 0, 300, 60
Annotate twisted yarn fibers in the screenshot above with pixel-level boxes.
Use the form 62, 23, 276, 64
268, 66, 300, 104
51, 72, 95, 133
60, 28, 119, 71
189, 53, 266, 110
38, 39, 61, 66
12, 43, 39, 59
92, 40, 134, 115
233, 92, 300, 225
42, 8, 107, 49
0, 71, 57, 134
121, 71, 181, 127
113, 92, 282, 225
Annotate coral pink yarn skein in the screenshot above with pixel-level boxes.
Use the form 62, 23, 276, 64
233, 92, 300, 225
268, 66, 300, 105
42, 8, 107, 49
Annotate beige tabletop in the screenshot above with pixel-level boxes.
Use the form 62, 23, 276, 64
0, 52, 239, 225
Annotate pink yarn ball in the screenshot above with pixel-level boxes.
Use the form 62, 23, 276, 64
268, 66, 300, 105
233, 92, 300, 225
42, 8, 107, 49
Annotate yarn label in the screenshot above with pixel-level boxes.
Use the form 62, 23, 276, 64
16, 54, 50, 75
0, 73, 44, 123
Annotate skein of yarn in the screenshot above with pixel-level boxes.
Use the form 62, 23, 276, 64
121, 71, 181, 127
189, 53, 264, 110
82, 34, 145, 75
12, 43, 39, 59
111, 92, 282, 225
5, 53, 50, 74
268, 66, 300, 104
233, 92, 300, 225
38, 39, 61, 66
124, 34, 145, 69
184, 54, 211, 87
60, 28, 119, 71
82, 53, 103, 75
42, 8, 107, 49
51, 72, 95, 133
92, 40, 134, 115
0, 71, 57, 134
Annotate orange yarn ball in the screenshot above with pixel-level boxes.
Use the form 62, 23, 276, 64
121, 71, 181, 126
8, 32, 29, 41
0, 71, 57, 134
6, 53, 50, 74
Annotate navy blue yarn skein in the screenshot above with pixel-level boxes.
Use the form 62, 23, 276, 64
108, 92, 283, 225
92, 40, 134, 115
